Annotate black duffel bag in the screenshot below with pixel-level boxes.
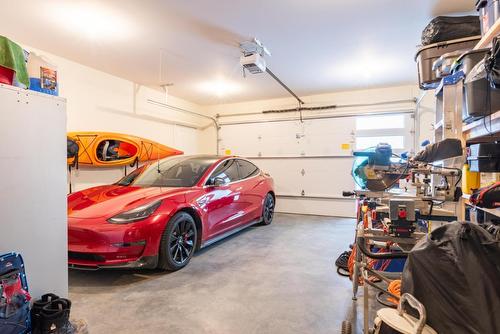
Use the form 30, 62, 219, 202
421, 16, 481, 46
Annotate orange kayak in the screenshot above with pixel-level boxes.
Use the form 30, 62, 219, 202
67, 132, 183, 167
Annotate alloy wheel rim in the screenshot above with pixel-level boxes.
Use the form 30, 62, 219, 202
169, 220, 195, 265
264, 196, 274, 221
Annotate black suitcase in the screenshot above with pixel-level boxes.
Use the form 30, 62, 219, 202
467, 142, 500, 172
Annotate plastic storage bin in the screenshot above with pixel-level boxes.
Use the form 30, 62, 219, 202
467, 143, 500, 172
476, 0, 500, 36
455, 48, 489, 74
415, 36, 480, 90
463, 57, 500, 122
432, 50, 464, 79
457, 48, 491, 121
27, 52, 58, 96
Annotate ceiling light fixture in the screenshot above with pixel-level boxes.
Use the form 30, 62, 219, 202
197, 78, 241, 97
46, 3, 134, 40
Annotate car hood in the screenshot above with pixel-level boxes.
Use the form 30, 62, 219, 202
67, 185, 184, 219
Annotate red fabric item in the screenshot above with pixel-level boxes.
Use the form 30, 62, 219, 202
0, 66, 14, 85
1, 276, 31, 303
470, 182, 500, 208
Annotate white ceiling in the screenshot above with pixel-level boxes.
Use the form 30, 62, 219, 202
1, 0, 474, 105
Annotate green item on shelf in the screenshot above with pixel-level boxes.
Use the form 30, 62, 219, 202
0, 35, 29, 87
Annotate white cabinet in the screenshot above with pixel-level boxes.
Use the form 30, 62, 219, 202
0, 84, 67, 298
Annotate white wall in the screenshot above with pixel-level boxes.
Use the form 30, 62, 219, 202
203, 85, 436, 217
24, 46, 216, 191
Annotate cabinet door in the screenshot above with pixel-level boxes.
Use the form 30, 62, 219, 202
0, 86, 68, 298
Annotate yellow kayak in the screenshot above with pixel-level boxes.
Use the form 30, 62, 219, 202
67, 132, 183, 167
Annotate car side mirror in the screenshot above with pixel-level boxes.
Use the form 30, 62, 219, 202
212, 177, 226, 187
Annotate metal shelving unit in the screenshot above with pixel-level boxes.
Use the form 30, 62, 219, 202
431, 22, 500, 221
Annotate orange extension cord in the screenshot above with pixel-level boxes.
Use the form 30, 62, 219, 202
347, 246, 380, 284
348, 242, 398, 285
387, 279, 401, 305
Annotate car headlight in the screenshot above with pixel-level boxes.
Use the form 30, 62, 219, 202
107, 200, 162, 224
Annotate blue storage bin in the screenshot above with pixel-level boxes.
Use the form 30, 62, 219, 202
29, 77, 58, 96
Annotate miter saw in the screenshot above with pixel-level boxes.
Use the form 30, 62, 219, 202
345, 139, 463, 237
351, 143, 409, 192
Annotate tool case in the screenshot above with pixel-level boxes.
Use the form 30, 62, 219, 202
467, 142, 500, 172
415, 36, 480, 89
0, 252, 31, 334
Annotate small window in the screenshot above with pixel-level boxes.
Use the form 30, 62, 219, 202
355, 136, 405, 150
237, 160, 260, 179
356, 115, 405, 130
207, 159, 240, 185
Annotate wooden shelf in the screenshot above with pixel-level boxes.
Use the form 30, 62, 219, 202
474, 18, 500, 50
462, 110, 500, 143
463, 195, 500, 218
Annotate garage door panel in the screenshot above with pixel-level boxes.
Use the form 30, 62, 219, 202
300, 158, 355, 196
219, 118, 355, 157
218, 116, 360, 217
276, 197, 355, 218
248, 158, 355, 197
250, 159, 302, 194
302, 119, 354, 156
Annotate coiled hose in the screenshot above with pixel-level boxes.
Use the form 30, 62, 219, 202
335, 250, 351, 277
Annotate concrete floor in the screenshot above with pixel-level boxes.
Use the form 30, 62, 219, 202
69, 213, 381, 334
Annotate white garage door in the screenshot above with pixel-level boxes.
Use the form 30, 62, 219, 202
218, 112, 414, 217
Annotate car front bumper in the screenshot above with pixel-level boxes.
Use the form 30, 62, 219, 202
68, 255, 158, 270
68, 214, 166, 269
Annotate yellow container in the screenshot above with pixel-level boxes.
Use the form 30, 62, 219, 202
462, 163, 480, 194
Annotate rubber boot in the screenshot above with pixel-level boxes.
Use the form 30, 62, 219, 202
31, 294, 60, 334
40, 298, 73, 334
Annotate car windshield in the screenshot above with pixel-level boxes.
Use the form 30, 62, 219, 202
117, 156, 216, 188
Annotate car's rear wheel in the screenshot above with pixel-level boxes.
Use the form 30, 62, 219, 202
158, 212, 197, 271
261, 193, 275, 225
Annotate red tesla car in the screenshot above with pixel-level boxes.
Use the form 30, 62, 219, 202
67, 155, 275, 271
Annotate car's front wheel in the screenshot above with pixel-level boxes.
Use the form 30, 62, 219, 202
158, 212, 197, 271
261, 193, 275, 225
